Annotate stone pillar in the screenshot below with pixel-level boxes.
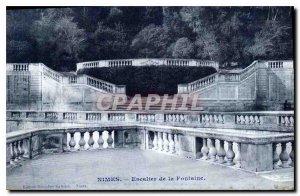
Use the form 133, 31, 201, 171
107, 130, 114, 148
279, 142, 290, 168
14, 141, 20, 162
217, 140, 226, 164
208, 139, 217, 162
234, 142, 241, 168
98, 131, 104, 149
79, 132, 86, 150
62, 133, 68, 152
10, 142, 16, 165
153, 132, 158, 150
226, 141, 235, 166
158, 132, 163, 151
163, 132, 169, 152
290, 141, 294, 167
273, 143, 280, 169
169, 133, 175, 154
201, 138, 209, 160
88, 131, 94, 150
174, 134, 181, 155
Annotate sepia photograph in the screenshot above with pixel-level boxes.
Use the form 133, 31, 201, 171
6, 6, 294, 191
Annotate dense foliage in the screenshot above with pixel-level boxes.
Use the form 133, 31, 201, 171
78, 66, 216, 96
7, 7, 293, 71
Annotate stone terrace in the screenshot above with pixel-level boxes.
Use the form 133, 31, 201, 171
7, 148, 294, 190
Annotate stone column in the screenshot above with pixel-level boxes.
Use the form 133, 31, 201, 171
279, 142, 290, 168
217, 140, 226, 164
79, 132, 86, 150
174, 134, 181, 155
273, 143, 280, 169
234, 142, 241, 168
226, 141, 235, 166
163, 132, 169, 152
88, 131, 94, 150
107, 130, 114, 148
201, 138, 209, 160
98, 131, 104, 149
158, 132, 163, 151
153, 132, 158, 150
10, 142, 16, 165
290, 141, 294, 167
169, 133, 175, 153
208, 139, 217, 162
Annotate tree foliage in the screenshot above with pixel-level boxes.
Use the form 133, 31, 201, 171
7, 7, 293, 70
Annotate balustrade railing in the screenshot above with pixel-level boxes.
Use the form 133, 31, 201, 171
12, 63, 29, 71
7, 121, 294, 173
108, 113, 125, 121
76, 58, 219, 71
86, 76, 114, 93
136, 114, 155, 122
187, 73, 218, 92
6, 110, 294, 133
180, 60, 293, 93
43, 66, 62, 83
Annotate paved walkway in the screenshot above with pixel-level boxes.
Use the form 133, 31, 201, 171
7, 148, 294, 190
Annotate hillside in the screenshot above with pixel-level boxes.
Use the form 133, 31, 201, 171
78, 66, 216, 96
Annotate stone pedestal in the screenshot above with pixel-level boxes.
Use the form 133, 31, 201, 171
241, 143, 273, 172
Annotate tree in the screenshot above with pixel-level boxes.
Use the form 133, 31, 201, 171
31, 9, 86, 70
131, 24, 172, 57
244, 20, 292, 59
172, 37, 194, 58
93, 23, 129, 59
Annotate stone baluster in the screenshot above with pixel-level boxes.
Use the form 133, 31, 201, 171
290, 141, 294, 167
174, 134, 180, 155
88, 131, 94, 150
19, 140, 25, 160
79, 132, 86, 150
69, 132, 76, 150
226, 141, 235, 166
10, 142, 16, 165
14, 141, 21, 162
107, 130, 114, 148
168, 133, 175, 153
163, 132, 169, 152
234, 142, 241, 168
158, 132, 163, 151
217, 140, 226, 164
201, 138, 209, 160
279, 142, 290, 168
208, 139, 217, 162
98, 131, 104, 149
273, 143, 280, 169
152, 132, 158, 150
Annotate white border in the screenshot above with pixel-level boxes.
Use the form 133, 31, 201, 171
1, 1, 298, 195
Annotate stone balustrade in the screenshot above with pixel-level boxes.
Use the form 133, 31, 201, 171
86, 113, 101, 121
164, 113, 187, 123
86, 76, 114, 93
12, 63, 29, 71
6, 121, 294, 173
267, 61, 293, 69
187, 73, 218, 92
108, 113, 125, 121
179, 60, 293, 93
136, 114, 155, 122
43, 66, 62, 82
7, 110, 294, 133
76, 58, 219, 71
